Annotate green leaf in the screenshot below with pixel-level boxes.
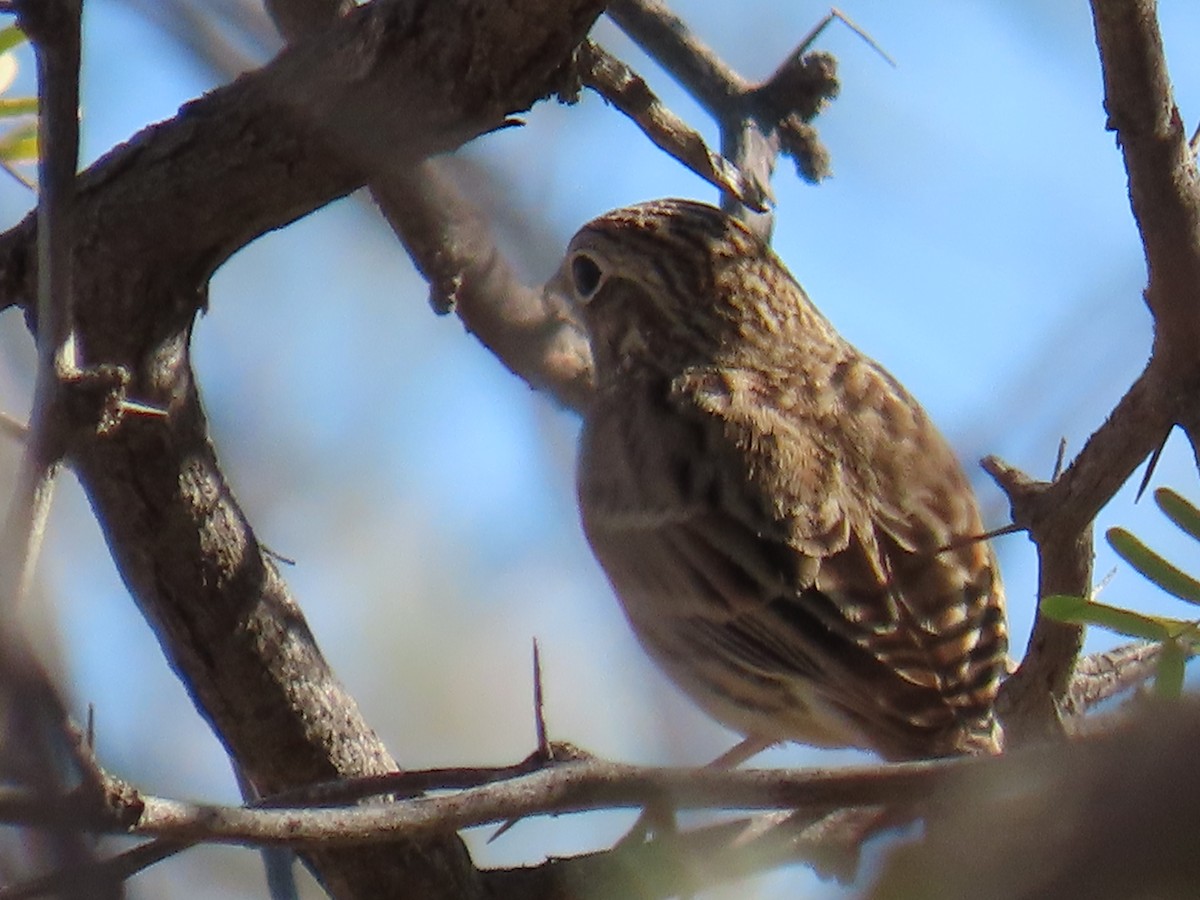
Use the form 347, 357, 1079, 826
0, 97, 37, 118
1078, 604, 1175, 640
1039, 594, 1092, 622
0, 26, 26, 57
1040, 594, 1174, 640
1107, 526, 1200, 607
0, 122, 36, 163
1155, 639, 1188, 699
1156, 487, 1200, 544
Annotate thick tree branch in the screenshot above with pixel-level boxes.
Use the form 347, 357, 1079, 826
0, 1, 607, 897
1093, 0, 1200, 362
981, 0, 1200, 737
986, 457, 1090, 743
606, 0, 747, 113
1017, 0, 1200, 537
263, 0, 597, 412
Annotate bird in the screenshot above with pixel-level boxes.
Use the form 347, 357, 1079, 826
563, 198, 1008, 762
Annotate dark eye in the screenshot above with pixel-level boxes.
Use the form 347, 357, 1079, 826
570, 253, 604, 300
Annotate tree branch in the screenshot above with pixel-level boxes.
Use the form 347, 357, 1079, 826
982, 0, 1200, 738
373, 164, 595, 411
0, 0, 608, 896
575, 40, 770, 210
1092, 0, 1200, 362
607, 0, 839, 238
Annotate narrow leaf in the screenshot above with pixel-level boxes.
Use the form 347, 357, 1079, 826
0, 26, 26, 57
1154, 639, 1187, 699
0, 97, 37, 118
1039, 594, 1092, 621
1040, 594, 1173, 640
1156, 487, 1200, 544
0, 122, 36, 162
1081, 604, 1177, 641
1107, 527, 1200, 607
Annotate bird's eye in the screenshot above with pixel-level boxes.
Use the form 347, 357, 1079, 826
570, 253, 605, 300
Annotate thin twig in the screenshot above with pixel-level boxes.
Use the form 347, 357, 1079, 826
1, 0, 82, 617
532, 638, 549, 757
0, 754, 973, 848
812, 9, 895, 68
0, 839, 185, 900
985, 456, 1089, 744
234, 762, 299, 900
577, 41, 770, 210
607, 0, 840, 238
1061, 641, 1162, 722
0, 746, 598, 893
1, 800, 901, 900
1052, 436, 1068, 480
606, 0, 747, 114
0, 409, 28, 442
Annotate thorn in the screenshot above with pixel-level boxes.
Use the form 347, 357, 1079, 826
709, 735, 774, 768
489, 639, 552, 844
831, 8, 897, 67
1092, 567, 1117, 599
934, 522, 1023, 556
1052, 437, 1068, 481
487, 815, 520, 844
0, 410, 28, 442
795, 8, 896, 67
262, 544, 297, 567
118, 398, 169, 418
1135, 432, 1169, 502
0, 158, 34, 191
533, 638, 549, 758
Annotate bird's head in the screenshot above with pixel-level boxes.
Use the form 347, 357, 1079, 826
557, 198, 814, 387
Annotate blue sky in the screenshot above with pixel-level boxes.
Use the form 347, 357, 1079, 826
1, 1, 1199, 896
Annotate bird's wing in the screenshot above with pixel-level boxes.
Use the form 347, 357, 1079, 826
660, 364, 1006, 758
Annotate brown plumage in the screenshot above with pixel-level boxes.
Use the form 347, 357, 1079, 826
566, 198, 1007, 760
